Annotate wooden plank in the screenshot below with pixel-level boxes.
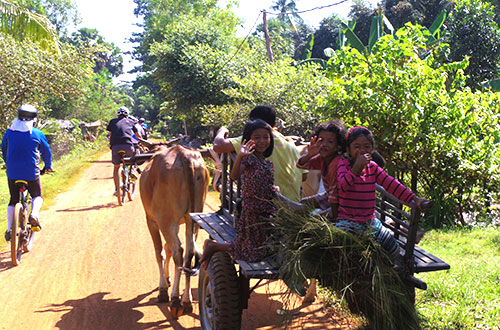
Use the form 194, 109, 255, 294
394, 235, 450, 272
191, 212, 280, 279
376, 197, 412, 219
191, 213, 236, 243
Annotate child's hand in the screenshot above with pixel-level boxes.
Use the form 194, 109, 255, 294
351, 153, 372, 175
239, 139, 255, 156
413, 196, 428, 211
307, 136, 322, 157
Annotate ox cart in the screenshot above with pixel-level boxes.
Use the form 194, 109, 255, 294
190, 152, 450, 329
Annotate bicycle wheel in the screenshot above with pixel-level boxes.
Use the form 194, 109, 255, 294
10, 203, 25, 266
120, 167, 127, 205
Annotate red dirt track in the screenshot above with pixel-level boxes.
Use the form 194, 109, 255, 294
0, 153, 353, 330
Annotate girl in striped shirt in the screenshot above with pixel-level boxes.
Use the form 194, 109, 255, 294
336, 126, 427, 261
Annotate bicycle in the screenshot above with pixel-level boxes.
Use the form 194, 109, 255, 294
117, 150, 137, 206
10, 169, 53, 266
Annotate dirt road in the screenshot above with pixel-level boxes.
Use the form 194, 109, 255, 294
0, 153, 351, 330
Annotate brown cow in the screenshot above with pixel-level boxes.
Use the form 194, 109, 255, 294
139, 145, 209, 317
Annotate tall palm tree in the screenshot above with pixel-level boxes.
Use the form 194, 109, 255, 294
271, 0, 299, 15
0, 0, 60, 52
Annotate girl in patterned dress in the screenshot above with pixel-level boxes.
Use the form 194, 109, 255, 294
201, 119, 275, 267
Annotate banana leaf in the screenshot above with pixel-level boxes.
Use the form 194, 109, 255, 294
341, 22, 365, 54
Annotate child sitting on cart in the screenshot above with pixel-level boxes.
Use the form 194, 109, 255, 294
200, 119, 276, 267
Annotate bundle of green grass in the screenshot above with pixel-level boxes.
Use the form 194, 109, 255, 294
271, 203, 420, 330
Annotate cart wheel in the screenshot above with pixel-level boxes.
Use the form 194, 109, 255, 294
198, 252, 241, 330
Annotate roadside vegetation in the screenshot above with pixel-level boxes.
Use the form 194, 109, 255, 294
2, 0, 500, 328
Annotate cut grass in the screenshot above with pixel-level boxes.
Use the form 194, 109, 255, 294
0, 137, 109, 249
315, 226, 500, 329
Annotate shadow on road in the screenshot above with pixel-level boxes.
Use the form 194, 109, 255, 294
86, 160, 111, 164
56, 202, 120, 212
0, 251, 15, 272
39, 289, 201, 330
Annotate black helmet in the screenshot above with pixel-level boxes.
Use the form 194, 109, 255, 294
18, 104, 38, 120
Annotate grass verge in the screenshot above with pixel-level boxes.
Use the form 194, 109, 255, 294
416, 227, 500, 329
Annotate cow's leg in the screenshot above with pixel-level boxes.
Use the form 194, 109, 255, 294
146, 216, 170, 302
179, 214, 199, 314
162, 222, 184, 318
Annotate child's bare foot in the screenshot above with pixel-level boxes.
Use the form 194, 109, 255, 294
200, 239, 217, 269
416, 229, 425, 244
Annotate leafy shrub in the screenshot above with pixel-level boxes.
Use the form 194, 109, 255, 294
324, 24, 500, 227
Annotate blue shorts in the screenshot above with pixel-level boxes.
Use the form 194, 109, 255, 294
111, 144, 135, 165
335, 218, 400, 259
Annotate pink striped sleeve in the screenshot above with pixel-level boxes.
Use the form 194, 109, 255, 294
375, 166, 415, 204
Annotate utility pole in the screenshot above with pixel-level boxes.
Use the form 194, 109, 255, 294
262, 10, 274, 62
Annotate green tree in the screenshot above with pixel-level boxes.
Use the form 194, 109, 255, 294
446, 0, 500, 87
381, 0, 451, 30
311, 14, 343, 60
149, 12, 239, 130
349, 0, 377, 46
203, 56, 331, 137
68, 28, 123, 77
9, 0, 79, 36
0, 0, 60, 51
0, 33, 94, 131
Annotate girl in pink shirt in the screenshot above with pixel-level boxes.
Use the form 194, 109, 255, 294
336, 126, 427, 260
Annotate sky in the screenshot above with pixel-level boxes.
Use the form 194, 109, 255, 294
73, 0, 379, 83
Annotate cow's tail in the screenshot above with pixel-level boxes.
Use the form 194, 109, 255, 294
180, 148, 204, 275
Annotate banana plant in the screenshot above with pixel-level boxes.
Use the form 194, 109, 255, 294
338, 10, 446, 56
0, 0, 60, 53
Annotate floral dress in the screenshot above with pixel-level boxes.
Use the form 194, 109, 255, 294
228, 154, 274, 262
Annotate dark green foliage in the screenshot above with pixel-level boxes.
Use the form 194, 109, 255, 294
272, 203, 420, 329
349, 0, 377, 46
311, 14, 343, 59
446, 0, 500, 87
382, 0, 452, 30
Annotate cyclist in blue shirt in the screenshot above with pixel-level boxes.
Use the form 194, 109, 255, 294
1, 105, 53, 241
139, 118, 149, 140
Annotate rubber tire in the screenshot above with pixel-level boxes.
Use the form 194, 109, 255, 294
10, 203, 24, 266
198, 252, 241, 330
